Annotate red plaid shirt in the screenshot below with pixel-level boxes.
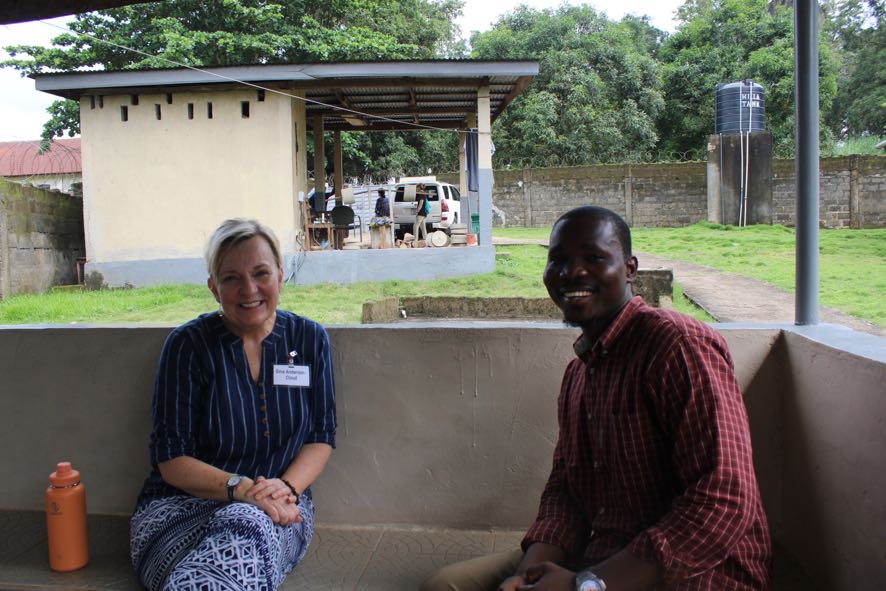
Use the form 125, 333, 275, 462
523, 297, 772, 589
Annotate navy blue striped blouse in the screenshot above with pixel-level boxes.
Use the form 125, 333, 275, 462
137, 310, 337, 504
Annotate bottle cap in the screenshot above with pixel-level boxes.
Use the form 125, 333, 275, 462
49, 462, 81, 487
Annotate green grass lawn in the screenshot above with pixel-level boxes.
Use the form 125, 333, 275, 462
1, 223, 883, 327
498, 222, 885, 327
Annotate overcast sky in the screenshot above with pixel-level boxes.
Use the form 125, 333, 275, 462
0, 0, 683, 141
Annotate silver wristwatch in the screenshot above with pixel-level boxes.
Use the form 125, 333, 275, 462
575, 569, 607, 591
226, 474, 243, 502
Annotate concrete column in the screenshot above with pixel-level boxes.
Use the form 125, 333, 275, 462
522, 168, 532, 226
0, 204, 8, 300
313, 115, 325, 197
462, 112, 477, 225
291, 91, 307, 245
623, 164, 633, 226
849, 155, 860, 229
477, 86, 492, 245
334, 130, 343, 204
458, 128, 467, 198
707, 135, 722, 223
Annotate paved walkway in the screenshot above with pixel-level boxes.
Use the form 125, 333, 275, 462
637, 252, 883, 337
492, 237, 883, 337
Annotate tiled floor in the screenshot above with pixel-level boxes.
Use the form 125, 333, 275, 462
0, 511, 523, 591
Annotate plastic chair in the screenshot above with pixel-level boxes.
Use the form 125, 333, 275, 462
331, 205, 362, 245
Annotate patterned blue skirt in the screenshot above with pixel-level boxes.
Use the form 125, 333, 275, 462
130, 494, 314, 591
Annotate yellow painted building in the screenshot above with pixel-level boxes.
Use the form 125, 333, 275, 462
34, 62, 538, 285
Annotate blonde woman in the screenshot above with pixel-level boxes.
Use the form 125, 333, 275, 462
130, 218, 336, 590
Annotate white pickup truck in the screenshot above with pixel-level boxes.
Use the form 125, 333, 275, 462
391, 179, 462, 239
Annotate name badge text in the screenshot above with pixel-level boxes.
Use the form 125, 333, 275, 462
273, 364, 311, 388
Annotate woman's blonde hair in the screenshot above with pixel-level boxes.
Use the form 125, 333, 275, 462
205, 218, 282, 279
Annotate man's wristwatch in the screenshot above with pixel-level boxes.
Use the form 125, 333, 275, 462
575, 569, 607, 591
226, 474, 243, 502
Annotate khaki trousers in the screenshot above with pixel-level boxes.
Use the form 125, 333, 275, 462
419, 549, 523, 591
414, 215, 428, 241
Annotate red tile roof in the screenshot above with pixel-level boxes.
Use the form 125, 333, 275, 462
0, 139, 82, 177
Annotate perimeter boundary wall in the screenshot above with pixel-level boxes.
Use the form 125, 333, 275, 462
441, 155, 885, 229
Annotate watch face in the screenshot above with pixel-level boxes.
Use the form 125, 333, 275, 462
576, 571, 604, 591
227, 474, 242, 487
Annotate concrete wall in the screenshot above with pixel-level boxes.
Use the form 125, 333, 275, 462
79, 88, 305, 265
767, 155, 884, 229
1, 322, 884, 591
459, 163, 708, 229
442, 155, 885, 229
0, 322, 782, 525
777, 329, 886, 589
0, 179, 85, 298
6, 173, 82, 195
706, 132, 773, 225
86, 245, 497, 287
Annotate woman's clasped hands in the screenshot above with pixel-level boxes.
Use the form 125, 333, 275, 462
244, 476, 302, 526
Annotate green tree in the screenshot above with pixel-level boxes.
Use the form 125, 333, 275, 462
470, 5, 666, 167
821, 0, 885, 136
3, 0, 465, 148
308, 130, 459, 182
658, 0, 839, 159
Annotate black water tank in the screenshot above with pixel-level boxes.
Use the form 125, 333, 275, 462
715, 80, 766, 134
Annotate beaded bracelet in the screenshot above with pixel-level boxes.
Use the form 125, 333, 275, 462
281, 478, 300, 505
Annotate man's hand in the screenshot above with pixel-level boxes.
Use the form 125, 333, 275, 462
520, 562, 576, 590
498, 574, 529, 591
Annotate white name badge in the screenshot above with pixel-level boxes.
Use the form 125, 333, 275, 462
273, 364, 311, 388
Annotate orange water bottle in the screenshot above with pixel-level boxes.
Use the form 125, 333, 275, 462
45, 461, 89, 571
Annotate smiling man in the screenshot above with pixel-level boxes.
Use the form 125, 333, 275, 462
422, 206, 772, 591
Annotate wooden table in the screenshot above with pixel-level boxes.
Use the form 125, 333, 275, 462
302, 198, 334, 250
305, 219, 333, 250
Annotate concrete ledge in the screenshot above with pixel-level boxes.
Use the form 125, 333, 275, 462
0, 510, 525, 591
85, 245, 496, 287
360, 269, 674, 323
291, 245, 495, 285
361, 296, 399, 323
0, 511, 815, 590
0, 323, 883, 589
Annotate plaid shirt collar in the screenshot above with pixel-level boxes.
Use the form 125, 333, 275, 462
572, 295, 644, 361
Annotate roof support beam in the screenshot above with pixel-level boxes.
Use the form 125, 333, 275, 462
312, 107, 472, 118
333, 130, 343, 205
493, 76, 534, 120
321, 121, 464, 132
794, 0, 820, 325
477, 86, 493, 247
313, 115, 325, 198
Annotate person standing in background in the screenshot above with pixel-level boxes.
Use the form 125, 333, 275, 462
413, 183, 430, 244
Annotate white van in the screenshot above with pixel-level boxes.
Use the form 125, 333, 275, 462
391, 180, 461, 238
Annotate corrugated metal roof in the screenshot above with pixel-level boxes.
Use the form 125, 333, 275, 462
0, 139, 82, 177
33, 61, 539, 132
